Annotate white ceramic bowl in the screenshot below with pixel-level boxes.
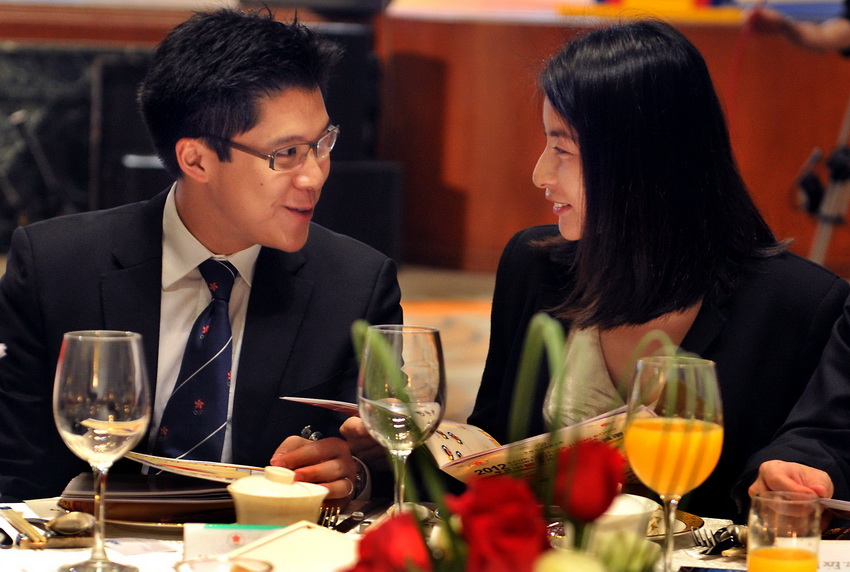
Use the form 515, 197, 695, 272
227, 466, 329, 526
583, 493, 660, 551
595, 493, 659, 533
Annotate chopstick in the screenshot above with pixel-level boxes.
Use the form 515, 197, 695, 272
0, 508, 47, 546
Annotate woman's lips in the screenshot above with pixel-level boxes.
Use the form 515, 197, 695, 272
552, 202, 570, 215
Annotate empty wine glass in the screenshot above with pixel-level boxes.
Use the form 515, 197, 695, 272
357, 325, 446, 514
624, 355, 724, 572
53, 330, 151, 572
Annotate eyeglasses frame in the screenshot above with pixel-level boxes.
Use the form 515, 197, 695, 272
203, 124, 340, 172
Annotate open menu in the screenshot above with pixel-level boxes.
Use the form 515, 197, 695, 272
821, 498, 850, 519
125, 452, 265, 483
281, 397, 631, 482
125, 399, 632, 484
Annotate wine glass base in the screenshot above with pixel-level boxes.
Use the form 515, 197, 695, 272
58, 559, 139, 572
387, 502, 435, 521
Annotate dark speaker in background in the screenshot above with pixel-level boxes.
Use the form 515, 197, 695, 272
89, 52, 172, 210
311, 22, 380, 161
313, 160, 402, 260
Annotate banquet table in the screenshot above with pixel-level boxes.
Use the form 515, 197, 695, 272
0, 499, 826, 572
0, 497, 749, 572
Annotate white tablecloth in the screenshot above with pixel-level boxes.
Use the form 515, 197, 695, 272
0, 500, 748, 572
1, 499, 184, 571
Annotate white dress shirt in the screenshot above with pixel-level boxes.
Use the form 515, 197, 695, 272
149, 188, 260, 462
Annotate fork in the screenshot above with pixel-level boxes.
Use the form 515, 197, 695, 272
692, 525, 748, 555
690, 526, 717, 550
318, 505, 341, 528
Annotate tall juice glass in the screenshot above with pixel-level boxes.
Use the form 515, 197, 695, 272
748, 491, 821, 572
624, 355, 723, 572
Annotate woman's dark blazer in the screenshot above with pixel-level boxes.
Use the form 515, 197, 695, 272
469, 225, 850, 520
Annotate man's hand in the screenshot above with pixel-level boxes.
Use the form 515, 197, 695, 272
340, 416, 388, 470
749, 460, 834, 499
270, 436, 357, 506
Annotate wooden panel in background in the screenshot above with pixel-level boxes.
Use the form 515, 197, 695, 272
377, 14, 850, 274
1, 3, 849, 274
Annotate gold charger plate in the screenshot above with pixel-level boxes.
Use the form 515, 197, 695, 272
647, 510, 704, 538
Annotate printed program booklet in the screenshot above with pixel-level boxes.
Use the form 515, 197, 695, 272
126, 399, 632, 484
281, 397, 631, 482
126, 452, 265, 483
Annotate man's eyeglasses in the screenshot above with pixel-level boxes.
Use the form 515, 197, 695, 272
205, 125, 339, 172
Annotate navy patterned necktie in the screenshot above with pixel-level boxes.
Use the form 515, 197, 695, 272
153, 259, 238, 461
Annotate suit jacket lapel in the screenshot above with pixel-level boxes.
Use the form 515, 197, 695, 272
100, 193, 166, 384
232, 247, 313, 457
681, 292, 727, 358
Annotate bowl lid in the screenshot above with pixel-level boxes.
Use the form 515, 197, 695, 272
228, 466, 329, 498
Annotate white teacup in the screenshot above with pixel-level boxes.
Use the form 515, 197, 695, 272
227, 466, 329, 526
586, 493, 659, 548
595, 494, 659, 532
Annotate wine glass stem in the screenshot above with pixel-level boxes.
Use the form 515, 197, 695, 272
660, 495, 680, 572
90, 465, 110, 563
389, 451, 410, 512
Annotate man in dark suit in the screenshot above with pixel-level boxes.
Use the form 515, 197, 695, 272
0, 8, 401, 503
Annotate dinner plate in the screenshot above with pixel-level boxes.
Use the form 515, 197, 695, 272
646, 510, 704, 538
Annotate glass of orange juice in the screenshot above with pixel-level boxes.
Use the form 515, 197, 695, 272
624, 355, 723, 572
748, 491, 821, 572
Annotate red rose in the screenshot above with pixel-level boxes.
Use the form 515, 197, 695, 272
345, 511, 432, 572
553, 440, 626, 522
446, 475, 549, 572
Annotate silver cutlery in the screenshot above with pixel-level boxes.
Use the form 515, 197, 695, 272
318, 505, 341, 528
691, 524, 748, 555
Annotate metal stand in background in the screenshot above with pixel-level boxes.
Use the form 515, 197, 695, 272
804, 91, 850, 265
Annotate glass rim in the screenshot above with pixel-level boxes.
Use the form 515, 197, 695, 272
636, 355, 716, 368
63, 330, 142, 340
751, 490, 820, 504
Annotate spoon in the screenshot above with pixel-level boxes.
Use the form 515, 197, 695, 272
27, 512, 96, 536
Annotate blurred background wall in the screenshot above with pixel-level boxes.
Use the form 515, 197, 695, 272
0, 0, 848, 276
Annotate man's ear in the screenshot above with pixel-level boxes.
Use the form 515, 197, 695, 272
175, 138, 213, 183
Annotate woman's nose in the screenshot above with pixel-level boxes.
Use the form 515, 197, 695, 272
532, 151, 554, 190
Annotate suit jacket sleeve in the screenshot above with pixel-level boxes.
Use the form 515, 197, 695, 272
738, 293, 850, 505
0, 227, 89, 501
